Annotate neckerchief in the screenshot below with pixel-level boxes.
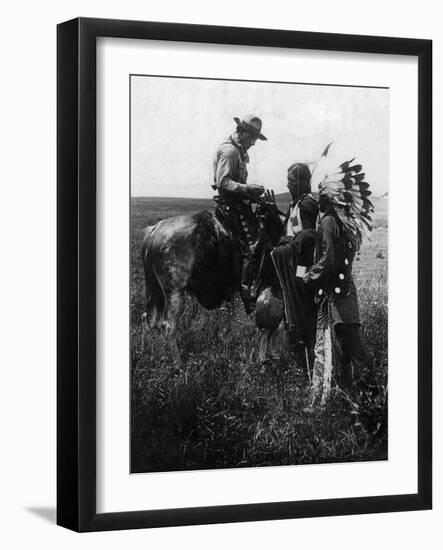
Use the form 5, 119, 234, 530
230, 132, 249, 164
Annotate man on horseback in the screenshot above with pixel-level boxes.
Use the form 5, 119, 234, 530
213, 114, 267, 314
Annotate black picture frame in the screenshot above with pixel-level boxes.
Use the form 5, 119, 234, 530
57, 17, 432, 532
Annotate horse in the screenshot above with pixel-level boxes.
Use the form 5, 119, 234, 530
252, 199, 287, 361
141, 199, 286, 367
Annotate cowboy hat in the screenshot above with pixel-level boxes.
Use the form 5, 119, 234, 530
233, 114, 267, 140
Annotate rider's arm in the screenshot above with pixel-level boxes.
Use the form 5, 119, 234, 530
214, 147, 250, 197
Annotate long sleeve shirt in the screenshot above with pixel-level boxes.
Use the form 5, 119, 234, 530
213, 133, 250, 198
308, 215, 338, 287
308, 212, 360, 325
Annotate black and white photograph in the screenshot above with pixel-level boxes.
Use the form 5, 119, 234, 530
130, 75, 389, 474
0, 0, 438, 544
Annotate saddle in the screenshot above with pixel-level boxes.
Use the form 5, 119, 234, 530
213, 196, 272, 304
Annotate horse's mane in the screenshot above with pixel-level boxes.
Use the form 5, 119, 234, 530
187, 211, 236, 309
188, 205, 287, 309
251, 202, 286, 295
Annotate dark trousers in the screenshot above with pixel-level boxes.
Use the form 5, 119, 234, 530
334, 323, 370, 387
311, 299, 371, 406
215, 199, 257, 313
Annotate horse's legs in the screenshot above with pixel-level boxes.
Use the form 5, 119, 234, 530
161, 289, 184, 368
147, 260, 185, 367
142, 282, 162, 329
141, 249, 164, 329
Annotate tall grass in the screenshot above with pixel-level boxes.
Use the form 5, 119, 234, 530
130, 198, 388, 473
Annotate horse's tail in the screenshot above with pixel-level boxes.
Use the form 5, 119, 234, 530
141, 224, 164, 327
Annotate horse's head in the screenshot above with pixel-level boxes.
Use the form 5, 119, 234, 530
255, 192, 285, 247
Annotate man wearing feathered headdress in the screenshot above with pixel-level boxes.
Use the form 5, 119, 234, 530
304, 155, 373, 408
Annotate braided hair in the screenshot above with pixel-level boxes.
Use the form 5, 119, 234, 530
287, 163, 312, 203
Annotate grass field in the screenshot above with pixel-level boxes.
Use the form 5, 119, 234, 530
130, 196, 388, 473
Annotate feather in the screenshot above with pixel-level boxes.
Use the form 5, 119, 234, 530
348, 164, 363, 173
318, 155, 375, 249
321, 141, 334, 157
350, 196, 364, 207
339, 158, 355, 171
357, 182, 370, 190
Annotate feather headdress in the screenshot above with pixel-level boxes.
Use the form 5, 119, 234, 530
313, 144, 374, 250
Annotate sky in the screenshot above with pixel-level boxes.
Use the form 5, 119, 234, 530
131, 75, 389, 198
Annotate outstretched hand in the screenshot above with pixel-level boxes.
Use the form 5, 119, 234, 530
263, 189, 276, 206
246, 183, 265, 199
